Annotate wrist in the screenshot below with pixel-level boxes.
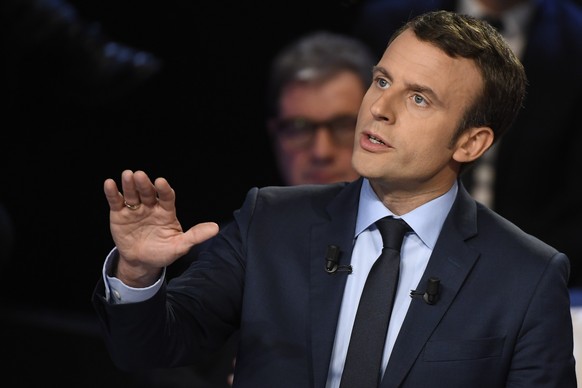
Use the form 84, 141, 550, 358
114, 255, 163, 288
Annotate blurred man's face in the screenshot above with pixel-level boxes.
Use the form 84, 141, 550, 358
271, 71, 365, 185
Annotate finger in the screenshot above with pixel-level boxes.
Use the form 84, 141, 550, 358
104, 178, 124, 210
153, 177, 175, 211
184, 222, 220, 246
120, 170, 141, 206
133, 170, 159, 207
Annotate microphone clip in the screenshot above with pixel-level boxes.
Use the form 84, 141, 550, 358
410, 276, 440, 305
324, 245, 352, 274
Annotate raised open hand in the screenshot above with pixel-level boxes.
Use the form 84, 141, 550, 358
103, 170, 219, 287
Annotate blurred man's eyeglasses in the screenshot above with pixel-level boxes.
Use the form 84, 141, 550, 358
270, 115, 357, 150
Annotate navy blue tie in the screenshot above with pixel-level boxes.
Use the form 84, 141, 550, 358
340, 216, 411, 388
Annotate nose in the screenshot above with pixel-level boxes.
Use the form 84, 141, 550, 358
369, 88, 395, 123
310, 126, 337, 157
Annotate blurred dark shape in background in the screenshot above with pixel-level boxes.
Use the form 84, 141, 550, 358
0, 0, 364, 386
3, 0, 162, 107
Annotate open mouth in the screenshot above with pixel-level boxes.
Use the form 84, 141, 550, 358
369, 135, 385, 145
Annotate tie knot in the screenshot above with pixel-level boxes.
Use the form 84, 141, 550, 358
375, 217, 411, 250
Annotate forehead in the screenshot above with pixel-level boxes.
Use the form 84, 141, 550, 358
279, 71, 365, 116
380, 29, 483, 107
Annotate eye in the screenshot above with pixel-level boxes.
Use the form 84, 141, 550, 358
375, 77, 390, 89
412, 94, 428, 107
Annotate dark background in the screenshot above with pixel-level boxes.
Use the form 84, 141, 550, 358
0, 0, 366, 386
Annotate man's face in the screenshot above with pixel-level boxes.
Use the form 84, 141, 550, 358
352, 29, 484, 196
272, 71, 365, 185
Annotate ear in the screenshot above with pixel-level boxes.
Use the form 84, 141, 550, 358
452, 126, 494, 163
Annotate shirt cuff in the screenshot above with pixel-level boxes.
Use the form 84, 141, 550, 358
102, 247, 166, 304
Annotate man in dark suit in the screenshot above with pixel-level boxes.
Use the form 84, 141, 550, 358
351, 0, 582, 288
93, 11, 575, 387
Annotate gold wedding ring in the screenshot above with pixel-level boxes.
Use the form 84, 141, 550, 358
124, 200, 141, 210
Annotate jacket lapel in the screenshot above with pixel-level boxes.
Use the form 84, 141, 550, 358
309, 178, 362, 387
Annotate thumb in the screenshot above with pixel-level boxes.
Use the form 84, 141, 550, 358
184, 222, 220, 246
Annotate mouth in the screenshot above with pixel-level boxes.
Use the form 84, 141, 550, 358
368, 134, 385, 145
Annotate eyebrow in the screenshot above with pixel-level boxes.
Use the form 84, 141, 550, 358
372, 65, 443, 106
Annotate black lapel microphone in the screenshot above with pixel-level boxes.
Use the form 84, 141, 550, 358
324, 245, 352, 274
410, 276, 440, 305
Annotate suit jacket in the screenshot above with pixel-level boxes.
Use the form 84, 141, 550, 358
93, 177, 575, 387
351, 0, 582, 288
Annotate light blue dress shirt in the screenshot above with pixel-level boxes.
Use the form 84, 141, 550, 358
325, 179, 456, 388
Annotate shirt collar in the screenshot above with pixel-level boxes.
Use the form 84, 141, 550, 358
356, 178, 457, 250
